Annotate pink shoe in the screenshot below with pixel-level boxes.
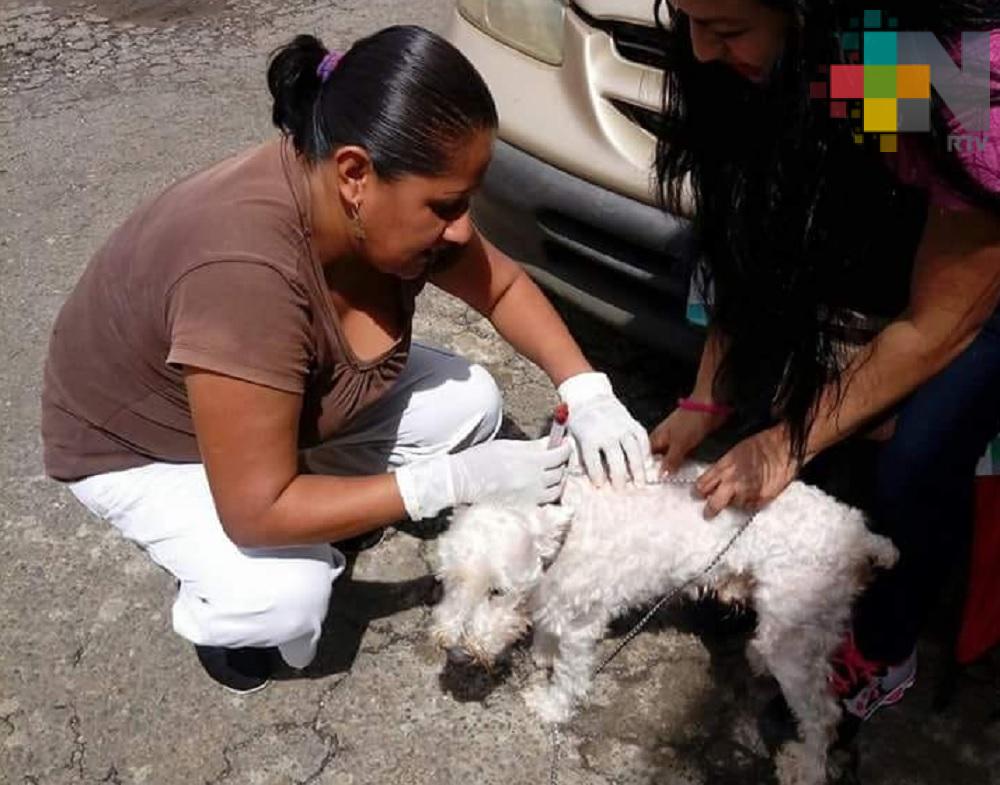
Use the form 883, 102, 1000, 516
829, 632, 917, 720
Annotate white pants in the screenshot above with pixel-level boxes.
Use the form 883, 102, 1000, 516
69, 344, 503, 668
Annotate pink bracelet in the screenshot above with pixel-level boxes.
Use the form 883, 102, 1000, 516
677, 397, 733, 417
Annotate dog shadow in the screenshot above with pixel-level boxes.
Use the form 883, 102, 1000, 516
271, 555, 442, 680
436, 648, 524, 704
612, 598, 779, 785
620, 598, 861, 785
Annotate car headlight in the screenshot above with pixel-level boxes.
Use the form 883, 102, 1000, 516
457, 0, 566, 66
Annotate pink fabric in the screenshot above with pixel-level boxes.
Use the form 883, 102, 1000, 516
676, 397, 734, 416
889, 31, 1000, 210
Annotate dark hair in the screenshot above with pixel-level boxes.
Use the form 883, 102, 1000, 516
653, 0, 999, 458
267, 26, 499, 178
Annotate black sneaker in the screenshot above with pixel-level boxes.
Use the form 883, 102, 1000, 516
333, 527, 386, 554
194, 645, 273, 694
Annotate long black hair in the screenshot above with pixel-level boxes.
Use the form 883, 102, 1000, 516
654, 0, 999, 458
267, 26, 498, 178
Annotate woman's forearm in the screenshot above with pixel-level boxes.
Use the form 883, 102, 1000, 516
430, 233, 593, 386
187, 369, 407, 550
804, 318, 975, 459
691, 325, 728, 400
231, 472, 406, 548
487, 268, 593, 386
805, 206, 1000, 459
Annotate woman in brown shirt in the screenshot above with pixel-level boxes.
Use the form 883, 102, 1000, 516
41, 26, 652, 692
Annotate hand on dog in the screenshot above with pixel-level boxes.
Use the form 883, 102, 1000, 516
650, 407, 728, 475
558, 372, 650, 489
695, 425, 798, 518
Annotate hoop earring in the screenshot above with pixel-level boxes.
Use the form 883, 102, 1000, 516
349, 202, 367, 242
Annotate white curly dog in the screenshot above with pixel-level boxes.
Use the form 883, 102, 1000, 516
431, 462, 898, 785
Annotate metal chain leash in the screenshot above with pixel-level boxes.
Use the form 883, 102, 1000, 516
549, 725, 561, 785
548, 474, 757, 785
595, 510, 755, 676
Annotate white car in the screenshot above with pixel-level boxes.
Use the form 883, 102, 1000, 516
445, 0, 705, 361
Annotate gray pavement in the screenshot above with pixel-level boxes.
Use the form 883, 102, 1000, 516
1, 2, 998, 784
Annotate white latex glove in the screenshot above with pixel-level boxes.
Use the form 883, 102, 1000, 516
558, 371, 651, 489
394, 438, 572, 520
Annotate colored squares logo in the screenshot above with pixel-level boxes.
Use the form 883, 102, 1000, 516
831, 65, 864, 98
828, 61, 932, 136
864, 98, 897, 131
816, 12, 941, 145
898, 99, 930, 131
863, 31, 896, 64
897, 65, 930, 98
840, 31, 860, 51
865, 66, 896, 98
833, 65, 929, 100
863, 98, 931, 132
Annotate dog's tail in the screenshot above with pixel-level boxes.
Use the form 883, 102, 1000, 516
864, 531, 899, 571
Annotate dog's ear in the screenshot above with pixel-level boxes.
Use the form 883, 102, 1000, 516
526, 505, 573, 565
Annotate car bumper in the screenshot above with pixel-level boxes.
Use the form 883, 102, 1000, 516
474, 139, 705, 363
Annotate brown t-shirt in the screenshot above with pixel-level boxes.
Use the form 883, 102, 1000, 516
42, 139, 422, 481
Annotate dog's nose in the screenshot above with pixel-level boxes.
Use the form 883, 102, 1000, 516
446, 646, 474, 666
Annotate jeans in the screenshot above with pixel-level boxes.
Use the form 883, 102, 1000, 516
851, 304, 1000, 663
728, 305, 1000, 665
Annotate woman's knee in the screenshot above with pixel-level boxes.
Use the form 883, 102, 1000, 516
461, 362, 503, 443
873, 411, 978, 554
257, 556, 337, 641
878, 310, 1000, 504
175, 547, 342, 648
877, 409, 986, 511
411, 352, 503, 447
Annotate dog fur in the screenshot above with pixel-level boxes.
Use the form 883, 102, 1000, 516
431, 464, 897, 785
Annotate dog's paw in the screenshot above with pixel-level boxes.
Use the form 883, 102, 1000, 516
531, 648, 555, 671
774, 741, 826, 785
522, 684, 572, 724
530, 635, 558, 670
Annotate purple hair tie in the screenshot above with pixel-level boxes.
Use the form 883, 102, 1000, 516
316, 50, 343, 83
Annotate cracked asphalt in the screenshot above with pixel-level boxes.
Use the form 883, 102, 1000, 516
2, 1, 999, 784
